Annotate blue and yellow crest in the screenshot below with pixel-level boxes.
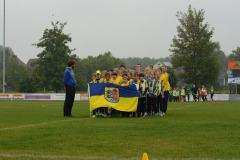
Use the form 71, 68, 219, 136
105, 87, 119, 103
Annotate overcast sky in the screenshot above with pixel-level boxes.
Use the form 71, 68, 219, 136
0, 0, 240, 64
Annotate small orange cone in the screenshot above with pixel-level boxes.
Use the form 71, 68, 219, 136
142, 152, 149, 160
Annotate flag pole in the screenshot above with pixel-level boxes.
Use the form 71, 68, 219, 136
88, 83, 91, 118
3, 0, 6, 93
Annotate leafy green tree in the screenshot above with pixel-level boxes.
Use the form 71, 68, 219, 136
170, 5, 220, 86
0, 46, 27, 92
76, 52, 124, 85
75, 73, 87, 92
213, 42, 227, 72
17, 72, 38, 93
167, 67, 178, 89
228, 47, 240, 61
33, 21, 76, 93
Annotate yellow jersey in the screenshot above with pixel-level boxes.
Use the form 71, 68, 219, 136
104, 79, 113, 84
112, 78, 121, 85
147, 78, 158, 96
99, 78, 105, 83
117, 75, 123, 84
120, 81, 130, 86
160, 72, 171, 91
139, 80, 148, 97
156, 77, 164, 96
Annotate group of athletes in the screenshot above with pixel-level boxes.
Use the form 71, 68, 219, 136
169, 85, 214, 102
89, 64, 171, 118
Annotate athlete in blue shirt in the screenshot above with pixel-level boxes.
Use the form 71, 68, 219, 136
63, 60, 76, 117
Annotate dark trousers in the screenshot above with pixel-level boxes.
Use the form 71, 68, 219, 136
169, 95, 172, 102
193, 94, 197, 102
147, 95, 157, 114
211, 93, 214, 100
205, 95, 208, 101
173, 96, 178, 102
64, 86, 76, 116
138, 97, 146, 116
157, 94, 163, 113
162, 91, 169, 113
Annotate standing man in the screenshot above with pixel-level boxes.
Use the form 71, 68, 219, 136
161, 66, 171, 115
63, 60, 76, 117
191, 84, 198, 102
209, 86, 214, 101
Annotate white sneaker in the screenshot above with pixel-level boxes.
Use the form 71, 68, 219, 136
143, 113, 147, 117
160, 113, 163, 117
163, 112, 166, 116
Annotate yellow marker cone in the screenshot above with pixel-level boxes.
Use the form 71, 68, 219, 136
142, 153, 149, 160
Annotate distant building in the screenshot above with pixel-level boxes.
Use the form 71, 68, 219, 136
153, 61, 172, 71
163, 62, 173, 68
27, 58, 38, 69
153, 61, 164, 70
15, 56, 26, 67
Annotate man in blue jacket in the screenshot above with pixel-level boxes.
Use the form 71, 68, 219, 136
63, 60, 77, 117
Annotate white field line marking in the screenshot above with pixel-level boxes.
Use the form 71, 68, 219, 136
0, 153, 140, 160
0, 118, 89, 131
169, 102, 219, 110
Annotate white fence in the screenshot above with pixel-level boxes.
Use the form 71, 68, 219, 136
0, 93, 237, 101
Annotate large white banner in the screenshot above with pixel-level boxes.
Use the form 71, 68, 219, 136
228, 77, 240, 84
0, 94, 24, 100
207, 94, 229, 101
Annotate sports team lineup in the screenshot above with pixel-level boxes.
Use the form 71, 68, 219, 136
64, 61, 215, 118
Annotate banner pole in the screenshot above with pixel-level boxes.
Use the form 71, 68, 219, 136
88, 83, 91, 118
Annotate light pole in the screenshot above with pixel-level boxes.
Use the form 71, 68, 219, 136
3, 0, 6, 93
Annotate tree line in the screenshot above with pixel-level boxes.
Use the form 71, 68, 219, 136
1, 6, 240, 93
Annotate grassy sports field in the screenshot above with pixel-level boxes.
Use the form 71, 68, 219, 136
0, 101, 240, 160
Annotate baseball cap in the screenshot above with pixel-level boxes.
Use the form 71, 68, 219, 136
96, 70, 101, 74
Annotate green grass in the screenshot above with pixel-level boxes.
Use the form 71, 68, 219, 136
0, 101, 240, 160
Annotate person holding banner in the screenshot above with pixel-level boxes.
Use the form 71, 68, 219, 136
99, 70, 107, 83
89, 73, 99, 118
121, 74, 131, 117
63, 60, 76, 117
88, 81, 139, 118
110, 72, 121, 117
130, 72, 141, 117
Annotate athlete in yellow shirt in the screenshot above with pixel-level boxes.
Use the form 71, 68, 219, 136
147, 71, 158, 115
160, 66, 171, 116
111, 72, 121, 85
139, 73, 148, 117
156, 70, 165, 116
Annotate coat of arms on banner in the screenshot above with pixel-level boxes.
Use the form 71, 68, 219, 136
105, 87, 119, 103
